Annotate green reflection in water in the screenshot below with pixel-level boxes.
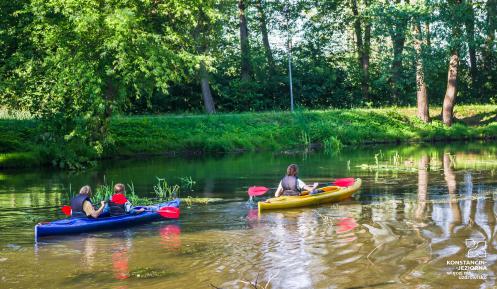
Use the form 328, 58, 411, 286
0, 142, 496, 288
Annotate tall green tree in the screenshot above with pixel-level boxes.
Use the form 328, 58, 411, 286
464, 0, 478, 93
442, 0, 463, 126
239, 0, 252, 81
351, 0, 371, 100
412, 0, 429, 122
2, 0, 198, 166
255, 0, 275, 76
388, 0, 410, 103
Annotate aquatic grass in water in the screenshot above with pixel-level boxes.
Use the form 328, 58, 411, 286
184, 196, 222, 207
357, 150, 443, 173
61, 177, 193, 207
179, 176, 196, 189
154, 177, 180, 200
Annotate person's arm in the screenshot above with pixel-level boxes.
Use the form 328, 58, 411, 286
274, 182, 283, 197
83, 201, 105, 218
299, 179, 318, 192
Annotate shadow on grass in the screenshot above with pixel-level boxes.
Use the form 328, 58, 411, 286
458, 109, 497, 126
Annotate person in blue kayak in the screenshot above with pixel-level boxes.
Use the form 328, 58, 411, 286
275, 164, 318, 197
70, 185, 106, 218
107, 183, 145, 216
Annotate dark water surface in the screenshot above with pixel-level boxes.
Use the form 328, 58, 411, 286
1, 143, 496, 288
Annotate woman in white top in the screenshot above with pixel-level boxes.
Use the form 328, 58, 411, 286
274, 164, 318, 197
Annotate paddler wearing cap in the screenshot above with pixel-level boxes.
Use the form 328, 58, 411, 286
107, 183, 145, 216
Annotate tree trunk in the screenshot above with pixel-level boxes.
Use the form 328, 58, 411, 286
255, 0, 275, 75
363, 0, 371, 100
199, 60, 216, 113
442, 51, 459, 126
414, 22, 429, 122
483, 0, 496, 80
352, 0, 369, 100
465, 0, 478, 93
390, 0, 408, 104
239, 0, 251, 81
194, 9, 216, 114
442, 0, 462, 127
424, 22, 431, 47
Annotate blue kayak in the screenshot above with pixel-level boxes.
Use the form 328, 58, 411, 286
35, 199, 180, 238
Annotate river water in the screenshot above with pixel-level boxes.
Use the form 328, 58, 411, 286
0, 143, 496, 289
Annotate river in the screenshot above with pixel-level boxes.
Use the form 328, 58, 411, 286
0, 142, 496, 288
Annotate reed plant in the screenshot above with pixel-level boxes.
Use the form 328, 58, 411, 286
153, 177, 180, 201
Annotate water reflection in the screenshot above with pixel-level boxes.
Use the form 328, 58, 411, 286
1, 144, 497, 288
111, 233, 132, 280
160, 224, 181, 251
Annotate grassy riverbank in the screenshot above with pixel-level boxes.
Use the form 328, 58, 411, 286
2, 105, 497, 168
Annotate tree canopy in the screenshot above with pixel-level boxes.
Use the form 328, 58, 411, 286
1, 0, 496, 166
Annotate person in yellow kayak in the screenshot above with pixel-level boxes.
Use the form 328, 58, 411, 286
274, 164, 318, 197
70, 185, 106, 218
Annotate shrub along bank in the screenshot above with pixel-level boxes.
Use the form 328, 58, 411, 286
2, 105, 497, 168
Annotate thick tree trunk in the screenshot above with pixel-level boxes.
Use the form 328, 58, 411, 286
352, 0, 370, 100
442, 51, 459, 126
194, 9, 216, 114
199, 60, 215, 113
239, 0, 251, 81
443, 0, 462, 127
255, 0, 275, 75
390, 0, 408, 104
414, 22, 429, 122
465, 0, 478, 93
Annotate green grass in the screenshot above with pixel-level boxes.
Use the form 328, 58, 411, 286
0, 152, 42, 168
2, 105, 497, 168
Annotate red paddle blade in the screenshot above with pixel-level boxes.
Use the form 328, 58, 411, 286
157, 207, 180, 219
333, 178, 355, 187
248, 186, 270, 197
61, 205, 72, 216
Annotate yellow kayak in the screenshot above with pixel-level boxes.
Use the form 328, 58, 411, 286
258, 178, 362, 212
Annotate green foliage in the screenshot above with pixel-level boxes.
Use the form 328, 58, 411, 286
323, 136, 342, 154
1, 0, 497, 168
153, 177, 180, 201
